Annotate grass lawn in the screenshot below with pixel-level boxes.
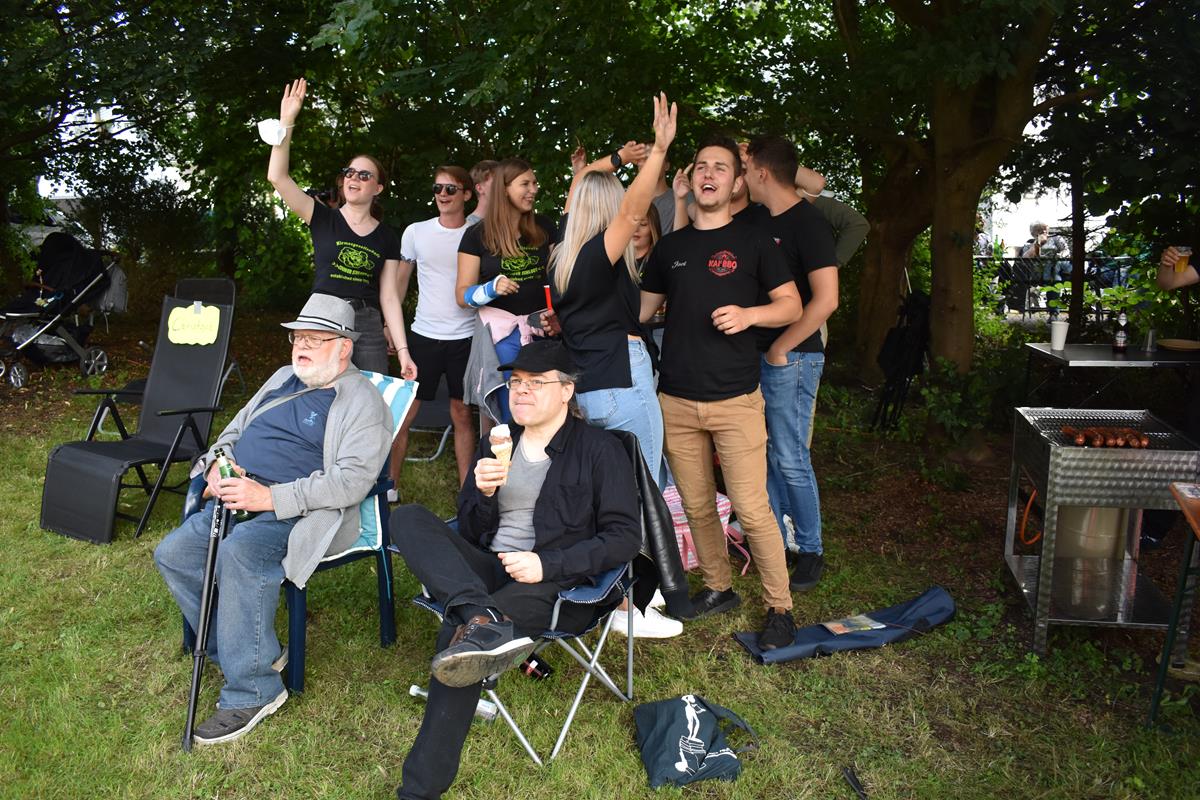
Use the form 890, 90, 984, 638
1, 310, 1198, 800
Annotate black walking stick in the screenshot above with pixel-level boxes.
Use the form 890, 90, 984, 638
182, 498, 231, 751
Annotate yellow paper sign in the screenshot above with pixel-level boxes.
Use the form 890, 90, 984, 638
167, 303, 221, 345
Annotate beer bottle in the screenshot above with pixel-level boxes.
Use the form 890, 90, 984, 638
213, 447, 251, 521
1112, 311, 1128, 354
519, 655, 554, 680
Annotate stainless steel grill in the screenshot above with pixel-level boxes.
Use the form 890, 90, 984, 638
1004, 408, 1200, 655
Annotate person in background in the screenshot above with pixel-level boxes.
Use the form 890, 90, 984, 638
391, 166, 479, 491
742, 135, 840, 591
266, 78, 416, 380
467, 160, 498, 225
1022, 221, 1072, 289
457, 158, 558, 424
549, 94, 681, 638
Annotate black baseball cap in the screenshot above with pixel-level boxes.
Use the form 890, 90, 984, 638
497, 339, 578, 375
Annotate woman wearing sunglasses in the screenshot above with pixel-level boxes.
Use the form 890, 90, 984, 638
266, 78, 416, 380
456, 157, 559, 422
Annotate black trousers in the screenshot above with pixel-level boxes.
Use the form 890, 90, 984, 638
391, 503, 599, 800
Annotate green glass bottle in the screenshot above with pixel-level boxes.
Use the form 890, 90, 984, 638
213, 447, 250, 521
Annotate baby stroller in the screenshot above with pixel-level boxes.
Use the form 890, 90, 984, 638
0, 232, 123, 389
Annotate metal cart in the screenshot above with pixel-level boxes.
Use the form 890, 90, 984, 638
1004, 408, 1200, 655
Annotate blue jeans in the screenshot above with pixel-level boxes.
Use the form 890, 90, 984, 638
154, 502, 294, 709
760, 351, 823, 554
576, 339, 664, 483
351, 306, 389, 374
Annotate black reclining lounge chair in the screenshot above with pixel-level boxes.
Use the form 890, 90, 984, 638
41, 294, 234, 543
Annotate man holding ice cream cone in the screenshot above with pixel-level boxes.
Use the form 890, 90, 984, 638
389, 340, 641, 800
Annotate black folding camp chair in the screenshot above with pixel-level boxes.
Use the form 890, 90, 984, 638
871, 288, 930, 430
40, 295, 234, 543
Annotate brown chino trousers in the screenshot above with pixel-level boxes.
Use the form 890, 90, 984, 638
659, 389, 792, 610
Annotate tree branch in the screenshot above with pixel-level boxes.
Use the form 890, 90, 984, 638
1030, 87, 1102, 118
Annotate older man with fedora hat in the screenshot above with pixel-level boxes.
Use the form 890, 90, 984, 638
154, 293, 392, 744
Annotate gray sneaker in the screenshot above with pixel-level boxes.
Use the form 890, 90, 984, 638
193, 688, 287, 745
431, 616, 536, 688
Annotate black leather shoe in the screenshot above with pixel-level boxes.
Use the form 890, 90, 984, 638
678, 588, 741, 620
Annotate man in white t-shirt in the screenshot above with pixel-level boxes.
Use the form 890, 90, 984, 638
392, 166, 479, 488
466, 160, 497, 225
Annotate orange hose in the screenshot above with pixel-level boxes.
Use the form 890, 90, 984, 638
1019, 489, 1041, 545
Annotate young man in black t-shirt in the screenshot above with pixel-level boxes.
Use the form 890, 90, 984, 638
743, 135, 840, 592
639, 136, 803, 650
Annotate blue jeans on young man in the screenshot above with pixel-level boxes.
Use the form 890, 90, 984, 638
760, 351, 824, 555
154, 502, 295, 709
576, 339, 664, 484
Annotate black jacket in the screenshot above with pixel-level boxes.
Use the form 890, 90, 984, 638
457, 414, 641, 585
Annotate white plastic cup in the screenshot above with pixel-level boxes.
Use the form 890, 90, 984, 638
1050, 319, 1069, 350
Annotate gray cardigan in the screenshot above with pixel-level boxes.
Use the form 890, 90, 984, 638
191, 365, 392, 588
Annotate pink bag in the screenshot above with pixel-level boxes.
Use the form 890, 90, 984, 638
661, 485, 751, 575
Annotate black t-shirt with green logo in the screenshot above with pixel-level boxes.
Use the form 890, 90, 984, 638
641, 220, 793, 401
309, 202, 401, 300
458, 214, 559, 316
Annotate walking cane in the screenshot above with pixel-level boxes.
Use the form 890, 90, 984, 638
182, 498, 230, 751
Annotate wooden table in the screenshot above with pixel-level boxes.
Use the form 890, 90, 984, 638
1147, 482, 1200, 726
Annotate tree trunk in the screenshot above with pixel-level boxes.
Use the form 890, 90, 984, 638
854, 214, 926, 381
928, 178, 982, 373
1069, 167, 1085, 330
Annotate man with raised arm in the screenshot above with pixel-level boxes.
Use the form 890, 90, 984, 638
639, 135, 803, 650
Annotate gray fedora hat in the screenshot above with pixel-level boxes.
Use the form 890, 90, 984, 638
280, 293, 360, 341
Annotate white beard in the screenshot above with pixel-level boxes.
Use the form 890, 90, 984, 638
293, 349, 342, 388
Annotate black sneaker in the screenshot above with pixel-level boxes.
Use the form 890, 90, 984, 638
677, 588, 742, 621
758, 609, 796, 651
193, 688, 287, 745
789, 553, 824, 591
431, 615, 537, 688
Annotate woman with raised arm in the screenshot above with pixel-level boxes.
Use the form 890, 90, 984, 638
266, 78, 415, 379
455, 157, 560, 422
548, 94, 679, 638
549, 93, 675, 476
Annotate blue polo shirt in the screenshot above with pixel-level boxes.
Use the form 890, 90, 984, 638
233, 375, 335, 484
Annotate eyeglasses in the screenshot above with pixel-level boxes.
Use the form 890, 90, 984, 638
340, 167, 375, 182
288, 332, 344, 348
432, 183, 463, 196
506, 377, 564, 391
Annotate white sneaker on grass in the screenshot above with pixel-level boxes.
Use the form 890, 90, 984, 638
612, 606, 683, 639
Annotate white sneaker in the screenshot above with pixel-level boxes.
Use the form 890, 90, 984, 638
649, 590, 667, 609
612, 606, 683, 639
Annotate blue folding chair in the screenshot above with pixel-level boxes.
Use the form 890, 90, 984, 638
183, 372, 417, 693
411, 535, 634, 765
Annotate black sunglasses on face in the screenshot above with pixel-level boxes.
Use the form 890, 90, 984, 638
432, 183, 462, 195
341, 167, 374, 181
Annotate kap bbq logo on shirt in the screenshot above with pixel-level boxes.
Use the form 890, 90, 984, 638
707, 249, 738, 277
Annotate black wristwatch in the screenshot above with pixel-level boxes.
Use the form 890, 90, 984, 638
610, 151, 623, 170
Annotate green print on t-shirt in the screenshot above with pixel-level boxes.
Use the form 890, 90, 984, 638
501, 247, 543, 282
333, 241, 380, 284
